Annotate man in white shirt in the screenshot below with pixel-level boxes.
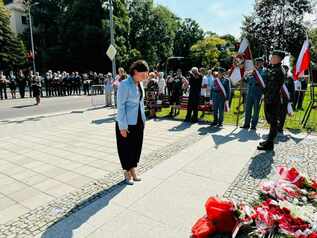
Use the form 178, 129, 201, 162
157, 72, 166, 99
201, 69, 214, 116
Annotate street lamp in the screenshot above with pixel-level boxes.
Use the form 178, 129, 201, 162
27, 1, 39, 73
102, 0, 116, 78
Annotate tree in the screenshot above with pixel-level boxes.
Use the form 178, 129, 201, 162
13, 36, 27, 68
27, 0, 71, 71
151, 5, 178, 64
173, 18, 204, 58
128, 0, 156, 67
61, 0, 107, 72
242, 0, 313, 59
0, 0, 26, 70
27, 0, 207, 72
310, 28, 317, 69
190, 36, 234, 68
241, 15, 265, 58
107, 0, 130, 70
128, 0, 178, 68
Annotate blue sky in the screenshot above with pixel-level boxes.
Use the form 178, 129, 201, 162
154, 0, 255, 38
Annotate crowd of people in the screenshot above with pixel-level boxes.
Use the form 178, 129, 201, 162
114, 54, 310, 184
0, 57, 308, 137
0, 70, 121, 102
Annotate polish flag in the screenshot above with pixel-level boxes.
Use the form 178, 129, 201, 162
229, 66, 245, 86
255, 70, 266, 89
230, 38, 253, 85
238, 38, 254, 72
294, 39, 310, 80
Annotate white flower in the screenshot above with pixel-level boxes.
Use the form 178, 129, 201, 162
279, 201, 314, 223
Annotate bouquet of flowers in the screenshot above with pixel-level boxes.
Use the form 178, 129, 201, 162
191, 166, 317, 238
276, 166, 317, 192
191, 197, 238, 238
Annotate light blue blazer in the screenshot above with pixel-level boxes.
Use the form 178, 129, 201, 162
116, 76, 146, 130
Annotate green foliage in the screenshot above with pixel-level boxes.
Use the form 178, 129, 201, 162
190, 35, 235, 68
22, 0, 239, 72
242, 0, 313, 59
173, 18, 204, 58
128, 0, 179, 68
62, 0, 106, 71
0, 0, 26, 70
310, 28, 317, 69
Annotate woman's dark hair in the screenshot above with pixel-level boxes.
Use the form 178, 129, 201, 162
129, 60, 149, 76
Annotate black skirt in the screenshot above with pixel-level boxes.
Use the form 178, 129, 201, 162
32, 85, 41, 97
115, 107, 144, 171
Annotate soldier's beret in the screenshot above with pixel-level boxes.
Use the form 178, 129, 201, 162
272, 50, 286, 59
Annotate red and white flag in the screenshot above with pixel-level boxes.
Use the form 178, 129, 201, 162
229, 66, 244, 86
238, 38, 254, 72
255, 70, 266, 89
230, 38, 253, 85
293, 38, 310, 80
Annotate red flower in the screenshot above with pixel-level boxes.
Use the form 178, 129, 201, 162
311, 180, 317, 190
191, 216, 216, 238
309, 232, 317, 238
277, 166, 306, 188
205, 197, 237, 233
279, 215, 310, 234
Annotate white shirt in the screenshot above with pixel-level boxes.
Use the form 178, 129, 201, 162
294, 80, 301, 91
201, 75, 213, 97
157, 78, 166, 94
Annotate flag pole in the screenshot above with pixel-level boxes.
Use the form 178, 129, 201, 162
306, 31, 314, 100
235, 69, 243, 127
302, 32, 315, 127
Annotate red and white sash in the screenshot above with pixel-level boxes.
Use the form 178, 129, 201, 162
254, 70, 266, 89
214, 78, 227, 99
225, 100, 230, 112
281, 84, 290, 100
281, 84, 294, 116
215, 78, 230, 112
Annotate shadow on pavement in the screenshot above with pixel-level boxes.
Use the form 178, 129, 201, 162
12, 104, 37, 109
0, 113, 69, 124
197, 126, 222, 135
91, 117, 116, 125
207, 128, 261, 148
261, 132, 307, 145
168, 121, 192, 131
248, 151, 274, 179
41, 182, 127, 238
2, 116, 46, 124
87, 106, 107, 111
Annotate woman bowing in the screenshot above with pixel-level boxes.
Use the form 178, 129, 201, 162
116, 60, 149, 185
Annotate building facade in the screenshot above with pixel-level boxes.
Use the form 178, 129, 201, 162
4, 0, 27, 35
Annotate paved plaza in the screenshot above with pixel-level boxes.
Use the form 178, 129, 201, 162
0, 100, 316, 237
